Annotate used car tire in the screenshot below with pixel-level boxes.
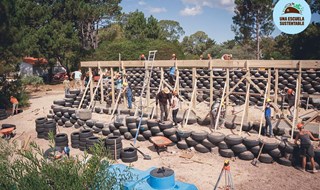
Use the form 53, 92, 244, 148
219, 149, 235, 158
225, 135, 243, 146
243, 136, 260, 147
105, 136, 121, 145
177, 140, 189, 149
231, 143, 247, 154
277, 157, 292, 167
194, 144, 210, 153
259, 153, 273, 163
207, 132, 225, 144
191, 131, 208, 142
186, 137, 199, 147
238, 151, 255, 160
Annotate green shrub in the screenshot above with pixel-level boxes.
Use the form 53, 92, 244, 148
21, 76, 44, 90
0, 79, 30, 108
0, 138, 133, 190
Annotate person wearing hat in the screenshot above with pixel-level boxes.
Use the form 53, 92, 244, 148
264, 98, 273, 137
171, 90, 180, 126
63, 75, 70, 95
286, 88, 295, 118
123, 82, 132, 109
156, 87, 172, 123
294, 123, 319, 173
10, 95, 19, 116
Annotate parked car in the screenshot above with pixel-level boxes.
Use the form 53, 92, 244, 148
52, 72, 67, 83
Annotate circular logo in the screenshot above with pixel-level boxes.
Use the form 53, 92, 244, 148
273, 0, 311, 34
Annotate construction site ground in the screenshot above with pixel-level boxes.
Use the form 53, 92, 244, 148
1, 84, 319, 190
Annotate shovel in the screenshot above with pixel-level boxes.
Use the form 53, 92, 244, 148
130, 143, 151, 160
251, 142, 265, 166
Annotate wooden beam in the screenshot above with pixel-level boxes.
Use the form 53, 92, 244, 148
222, 72, 249, 102
192, 68, 196, 109
209, 60, 213, 108
225, 69, 230, 114
89, 68, 93, 104
214, 82, 227, 131
267, 69, 271, 98
146, 65, 150, 107
258, 84, 269, 138
99, 62, 104, 103
291, 79, 300, 140
246, 76, 264, 95
81, 60, 320, 69
88, 78, 102, 108
111, 68, 115, 105
239, 83, 251, 136
183, 79, 197, 127
274, 69, 279, 105
78, 77, 92, 109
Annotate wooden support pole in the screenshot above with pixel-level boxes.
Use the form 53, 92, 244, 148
78, 77, 92, 109
240, 83, 251, 136
214, 82, 227, 131
274, 69, 279, 105
88, 78, 102, 108
209, 60, 213, 107
146, 64, 150, 107
223, 72, 249, 101
110, 88, 122, 119
192, 68, 196, 109
89, 68, 93, 104
99, 62, 104, 103
183, 79, 197, 127
291, 79, 300, 140
258, 84, 269, 138
111, 68, 115, 106
267, 69, 271, 99
225, 69, 230, 114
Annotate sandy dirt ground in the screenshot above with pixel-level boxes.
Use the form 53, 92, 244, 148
1, 84, 319, 190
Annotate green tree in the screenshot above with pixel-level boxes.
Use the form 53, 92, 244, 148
123, 10, 147, 40
158, 20, 185, 41
146, 15, 160, 39
232, 0, 274, 59
181, 31, 215, 56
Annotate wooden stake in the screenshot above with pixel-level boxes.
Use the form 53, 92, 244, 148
225, 69, 230, 115
209, 60, 213, 107
192, 68, 196, 109
99, 62, 104, 103
111, 68, 115, 105
274, 69, 279, 105
239, 83, 250, 136
89, 68, 93, 104
291, 80, 300, 140
258, 84, 268, 138
88, 78, 102, 108
214, 82, 227, 131
78, 77, 92, 109
183, 79, 197, 127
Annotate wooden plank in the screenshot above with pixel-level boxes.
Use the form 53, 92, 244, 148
258, 84, 269, 138
214, 82, 227, 131
88, 78, 102, 108
192, 68, 196, 109
183, 79, 197, 127
267, 69, 271, 98
146, 65, 150, 107
78, 77, 92, 109
89, 68, 93, 103
222, 72, 249, 102
209, 60, 213, 108
291, 79, 300, 140
239, 83, 250, 136
99, 63, 104, 103
274, 69, 279, 105
225, 69, 230, 115
111, 68, 115, 105
246, 76, 264, 95
81, 60, 320, 69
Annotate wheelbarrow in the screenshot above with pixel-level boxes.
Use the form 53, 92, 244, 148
0, 127, 15, 140
149, 136, 172, 155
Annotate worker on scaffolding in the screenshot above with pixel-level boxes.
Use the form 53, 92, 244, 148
140, 54, 146, 61
169, 54, 177, 86
156, 87, 172, 123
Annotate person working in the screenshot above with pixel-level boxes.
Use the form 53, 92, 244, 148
286, 88, 295, 118
72, 69, 83, 92
63, 75, 70, 95
171, 90, 180, 126
294, 123, 319, 173
264, 98, 273, 137
140, 54, 146, 60
221, 54, 232, 60
63, 144, 70, 158
156, 87, 172, 123
10, 96, 19, 116
169, 53, 177, 86
123, 82, 133, 109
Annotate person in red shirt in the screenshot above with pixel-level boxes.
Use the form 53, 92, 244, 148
10, 96, 19, 116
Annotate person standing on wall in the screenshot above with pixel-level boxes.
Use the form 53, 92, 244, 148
72, 68, 83, 92
264, 98, 273, 137
169, 53, 177, 86
156, 87, 172, 123
171, 90, 180, 126
10, 96, 19, 116
295, 123, 319, 173
286, 88, 295, 118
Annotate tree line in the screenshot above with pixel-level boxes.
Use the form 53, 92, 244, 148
0, 0, 319, 77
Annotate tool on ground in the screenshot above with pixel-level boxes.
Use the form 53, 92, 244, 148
149, 136, 172, 155
251, 142, 265, 166
133, 50, 157, 145
0, 127, 15, 140
130, 143, 151, 160
214, 160, 234, 190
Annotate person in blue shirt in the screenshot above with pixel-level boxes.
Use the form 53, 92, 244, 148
169, 53, 177, 85
123, 82, 132, 109
264, 98, 273, 137
63, 144, 70, 158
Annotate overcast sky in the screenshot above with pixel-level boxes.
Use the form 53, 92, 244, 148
121, 0, 320, 43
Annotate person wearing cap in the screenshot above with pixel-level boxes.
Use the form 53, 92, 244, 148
264, 98, 273, 137
171, 90, 180, 126
123, 82, 132, 109
286, 88, 295, 117
156, 87, 172, 123
10, 96, 19, 116
294, 123, 319, 173
63, 75, 70, 95
169, 53, 177, 86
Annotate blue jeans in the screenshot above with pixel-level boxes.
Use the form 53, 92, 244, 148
127, 95, 132, 109
65, 88, 70, 95
264, 117, 273, 136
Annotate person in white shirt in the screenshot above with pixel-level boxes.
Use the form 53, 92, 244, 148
72, 68, 83, 92
171, 90, 180, 126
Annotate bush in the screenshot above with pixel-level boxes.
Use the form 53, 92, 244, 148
0, 138, 133, 190
21, 76, 44, 90
0, 79, 30, 108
